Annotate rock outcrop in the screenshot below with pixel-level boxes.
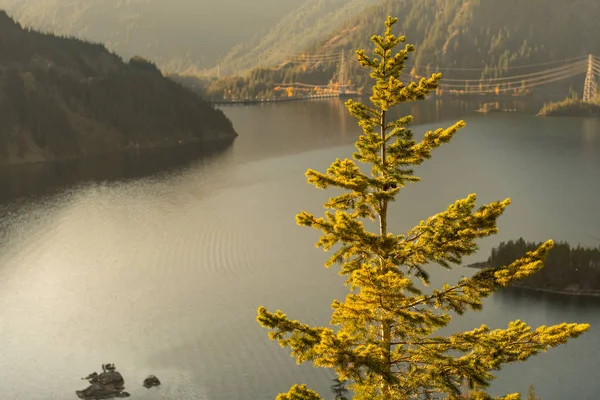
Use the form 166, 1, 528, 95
143, 375, 161, 389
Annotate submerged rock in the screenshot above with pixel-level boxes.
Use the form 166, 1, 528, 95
76, 364, 130, 399
143, 375, 161, 388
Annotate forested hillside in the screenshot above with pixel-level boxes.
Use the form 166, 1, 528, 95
0, 11, 236, 165
475, 238, 600, 293
0, 0, 302, 73
200, 0, 600, 100
310, 0, 600, 77
214, 0, 374, 76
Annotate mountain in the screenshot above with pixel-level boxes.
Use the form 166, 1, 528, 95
308, 0, 600, 76
200, 0, 600, 100
0, 10, 236, 166
214, 0, 375, 76
0, 0, 303, 73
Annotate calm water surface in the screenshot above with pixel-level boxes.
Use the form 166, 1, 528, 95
1, 99, 600, 399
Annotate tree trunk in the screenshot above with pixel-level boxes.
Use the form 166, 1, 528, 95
379, 109, 392, 400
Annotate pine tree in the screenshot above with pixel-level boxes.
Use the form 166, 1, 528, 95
257, 16, 589, 400
331, 378, 350, 400
526, 385, 541, 400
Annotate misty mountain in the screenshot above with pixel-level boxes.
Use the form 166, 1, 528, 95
307, 0, 600, 75
0, 0, 303, 73
198, 0, 600, 100
215, 0, 376, 76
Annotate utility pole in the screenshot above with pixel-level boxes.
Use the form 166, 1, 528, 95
583, 54, 597, 102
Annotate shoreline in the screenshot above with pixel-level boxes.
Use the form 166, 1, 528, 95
537, 97, 600, 117
0, 134, 238, 202
465, 262, 600, 298
0, 134, 237, 168
207, 89, 547, 105
507, 284, 600, 297
210, 93, 342, 105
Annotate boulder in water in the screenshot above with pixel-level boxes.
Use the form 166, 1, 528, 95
143, 375, 161, 388
76, 364, 130, 399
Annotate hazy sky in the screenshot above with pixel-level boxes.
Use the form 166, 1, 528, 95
0, 0, 306, 69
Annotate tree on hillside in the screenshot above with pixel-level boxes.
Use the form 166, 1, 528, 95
256, 16, 589, 400
331, 378, 349, 400
526, 385, 542, 400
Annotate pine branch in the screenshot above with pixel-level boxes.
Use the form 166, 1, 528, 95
276, 384, 323, 400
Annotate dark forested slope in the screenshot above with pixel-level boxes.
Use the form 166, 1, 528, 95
0, 11, 236, 165
469, 238, 600, 294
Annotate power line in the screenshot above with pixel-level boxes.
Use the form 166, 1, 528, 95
268, 49, 344, 57
267, 49, 344, 61
440, 70, 584, 94
278, 50, 587, 71
273, 69, 585, 94
336, 52, 588, 71
400, 55, 588, 72
438, 64, 586, 88
438, 60, 586, 83
264, 52, 598, 95
275, 82, 335, 88
333, 54, 588, 80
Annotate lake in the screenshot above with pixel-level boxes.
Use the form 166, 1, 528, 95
0, 98, 599, 399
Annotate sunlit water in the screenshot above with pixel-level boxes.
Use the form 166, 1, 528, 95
1, 99, 600, 399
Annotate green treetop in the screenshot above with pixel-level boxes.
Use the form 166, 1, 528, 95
257, 16, 589, 400
331, 378, 350, 400
526, 385, 541, 400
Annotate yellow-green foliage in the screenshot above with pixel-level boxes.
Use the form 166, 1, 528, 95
257, 16, 589, 400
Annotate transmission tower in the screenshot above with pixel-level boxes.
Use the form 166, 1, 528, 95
583, 54, 597, 102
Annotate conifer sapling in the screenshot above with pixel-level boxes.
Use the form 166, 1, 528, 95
257, 16, 589, 400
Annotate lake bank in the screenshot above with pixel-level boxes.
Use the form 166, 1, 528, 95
0, 136, 236, 203
465, 261, 600, 298
210, 93, 341, 105
0, 133, 237, 167
537, 97, 600, 117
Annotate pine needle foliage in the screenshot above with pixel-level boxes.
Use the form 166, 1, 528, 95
256, 16, 589, 400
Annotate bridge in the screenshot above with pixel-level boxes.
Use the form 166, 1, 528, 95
262, 50, 600, 100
